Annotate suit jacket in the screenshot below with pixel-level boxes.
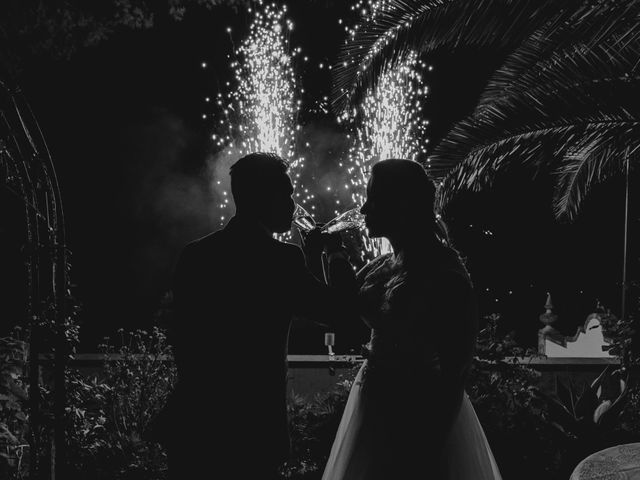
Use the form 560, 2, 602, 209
156, 215, 355, 470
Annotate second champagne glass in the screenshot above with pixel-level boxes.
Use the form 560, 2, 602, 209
292, 203, 316, 233
320, 207, 366, 234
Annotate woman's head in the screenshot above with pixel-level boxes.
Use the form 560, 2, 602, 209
360, 159, 438, 241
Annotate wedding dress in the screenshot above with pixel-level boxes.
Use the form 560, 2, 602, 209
321, 250, 502, 480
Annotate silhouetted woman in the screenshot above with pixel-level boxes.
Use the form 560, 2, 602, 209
322, 159, 502, 480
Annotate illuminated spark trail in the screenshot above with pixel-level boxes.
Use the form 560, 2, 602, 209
211, 3, 307, 232
235, 5, 298, 161
343, 51, 430, 257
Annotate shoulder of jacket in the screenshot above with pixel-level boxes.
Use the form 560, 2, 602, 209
183, 230, 225, 254
276, 240, 304, 260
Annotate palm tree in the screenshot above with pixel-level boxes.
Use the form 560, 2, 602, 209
332, 0, 640, 221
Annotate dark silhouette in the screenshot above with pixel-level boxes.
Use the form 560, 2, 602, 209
151, 152, 356, 479
322, 159, 501, 480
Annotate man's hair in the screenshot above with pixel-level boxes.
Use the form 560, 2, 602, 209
229, 152, 290, 209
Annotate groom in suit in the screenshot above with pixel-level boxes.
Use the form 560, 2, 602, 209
156, 152, 357, 479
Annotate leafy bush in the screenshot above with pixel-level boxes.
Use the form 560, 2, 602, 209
468, 314, 563, 479
605, 281, 640, 442
62, 327, 177, 480
282, 374, 356, 479
0, 328, 29, 479
1, 304, 635, 480
543, 366, 634, 478
532, 306, 640, 479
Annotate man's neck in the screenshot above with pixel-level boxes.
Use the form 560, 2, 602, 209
234, 213, 274, 237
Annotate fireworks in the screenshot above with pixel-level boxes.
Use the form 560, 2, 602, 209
211, 3, 306, 232
335, 1, 431, 258
235, 6, 298, 160
206, 0, 431, 254
343, 0, 422, 84
343, 51, 430, 257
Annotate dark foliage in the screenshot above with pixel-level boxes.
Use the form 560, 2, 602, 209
0, 329, 29, 479
468, 314, 563, 479
61, 327, 177, 480
0, 0, 248, 80
282, 375, 357, 479
1, 308, 638, 479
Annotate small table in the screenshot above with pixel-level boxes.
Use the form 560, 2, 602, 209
570, 443, 640, 479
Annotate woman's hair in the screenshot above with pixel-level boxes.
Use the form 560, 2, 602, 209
371, 159, 472, 280
371, 159, 451, 246
434, 214, 452, 248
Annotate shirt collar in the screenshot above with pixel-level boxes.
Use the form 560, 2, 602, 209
225, 215, 273, 239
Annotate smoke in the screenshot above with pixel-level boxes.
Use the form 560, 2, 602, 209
206, 120, 358, 227
116, 109, 234, 309
294, 121, 355, 223
124, 112, 217, 244
205, 144, 241, 229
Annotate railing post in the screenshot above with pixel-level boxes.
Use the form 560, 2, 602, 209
621, 148, 630, 322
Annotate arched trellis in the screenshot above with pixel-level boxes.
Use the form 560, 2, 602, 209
0, 81, 68, 480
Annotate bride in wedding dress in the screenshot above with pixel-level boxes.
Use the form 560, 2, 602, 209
321, 159, 502, 480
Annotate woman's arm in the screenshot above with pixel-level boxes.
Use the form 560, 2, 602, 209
437, 272, 476, 428
412, 270, 477, 434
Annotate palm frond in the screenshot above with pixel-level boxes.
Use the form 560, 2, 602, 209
552, 127, 638, 220
331, 0, 570, 112
479, 1, 640, 108
435, 113, 640, 210
337, 0, 640, 220
433, 22, 640, 215
431, 59, 640, 179
436, 118, 640, 212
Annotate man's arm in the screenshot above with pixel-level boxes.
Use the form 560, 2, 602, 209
300, 228, 327, 282
169, 243, 200, 377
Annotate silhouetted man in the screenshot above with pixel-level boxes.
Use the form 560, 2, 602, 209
156, 152, 356, 479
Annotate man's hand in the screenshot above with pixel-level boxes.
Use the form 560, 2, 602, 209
301, 227, 326, 281
301, 227, 324, 258
301, 227, 345, 255
323, 231, 345, 255
301, 228, 348, 282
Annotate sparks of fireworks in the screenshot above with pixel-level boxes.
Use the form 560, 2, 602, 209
343, 50, 430, 258
209, 2, 307, 234
341, 0, 428, 83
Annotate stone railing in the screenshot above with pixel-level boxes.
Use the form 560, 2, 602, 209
36, 353, 627, 400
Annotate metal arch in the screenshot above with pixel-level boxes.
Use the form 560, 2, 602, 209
0, 80, 68, 480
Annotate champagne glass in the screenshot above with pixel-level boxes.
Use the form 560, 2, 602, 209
320, 207, 366, 234
292, 203, 316, 232
325, 332, 335, 356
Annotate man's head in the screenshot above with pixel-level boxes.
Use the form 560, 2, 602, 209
230, 152, 295, 233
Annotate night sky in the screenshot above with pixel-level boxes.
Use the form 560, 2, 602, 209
5, 0, 638, 352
